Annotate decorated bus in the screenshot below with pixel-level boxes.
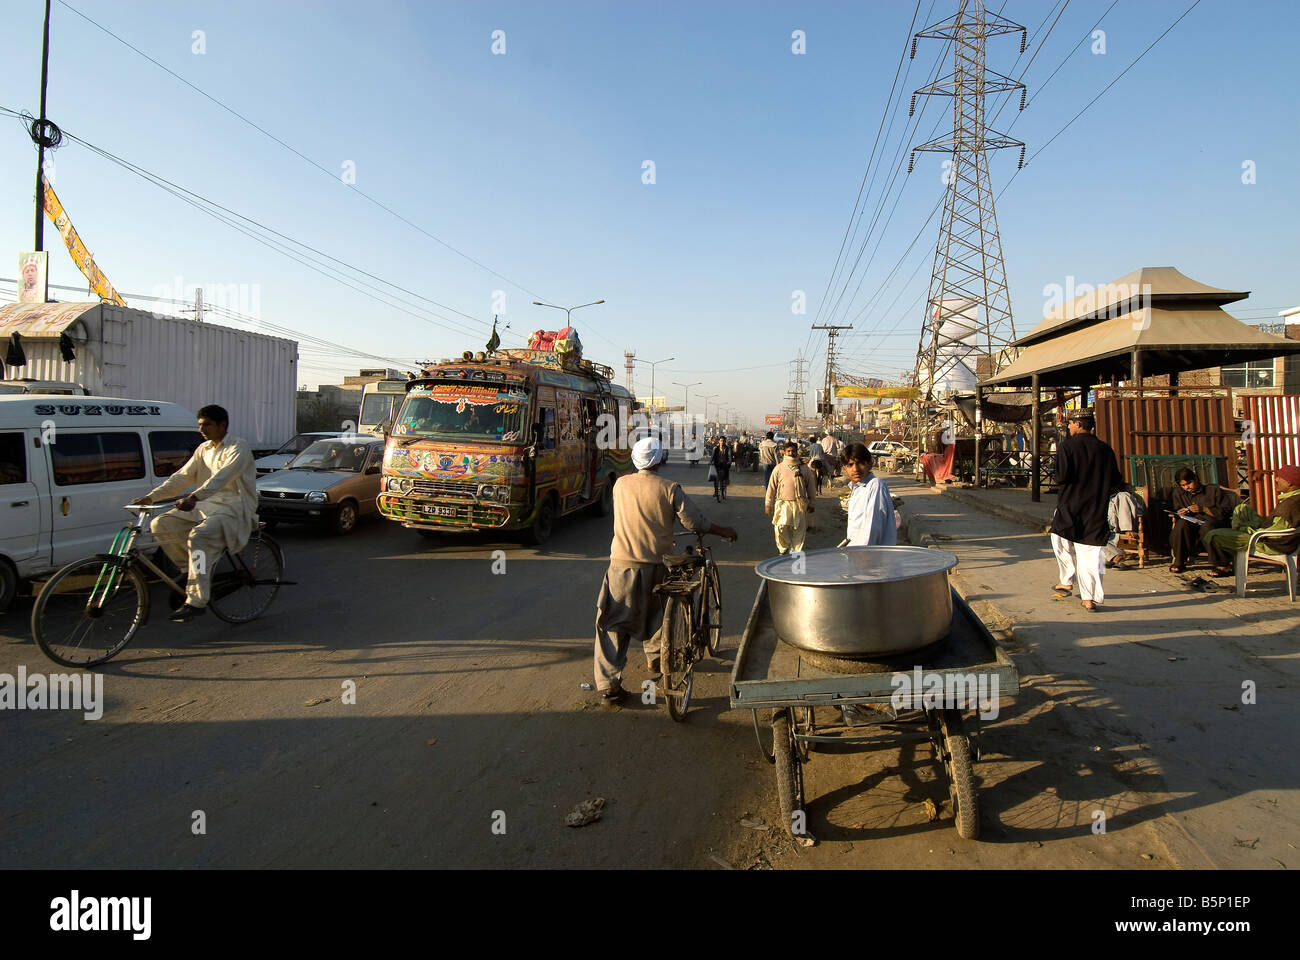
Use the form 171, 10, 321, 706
377, 347, 636, 544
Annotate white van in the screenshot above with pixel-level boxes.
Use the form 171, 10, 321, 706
0, 395, 203, 611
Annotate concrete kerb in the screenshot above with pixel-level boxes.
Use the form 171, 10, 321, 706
896, 497, 1020, 644
940, 485, 1052, 534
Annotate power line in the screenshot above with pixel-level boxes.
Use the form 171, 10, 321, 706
55, 0, 549, 303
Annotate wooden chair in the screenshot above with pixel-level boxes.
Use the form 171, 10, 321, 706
1234, 529, 1300, 601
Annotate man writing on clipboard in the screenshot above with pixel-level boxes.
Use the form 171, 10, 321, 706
1168, 467, 1234, 574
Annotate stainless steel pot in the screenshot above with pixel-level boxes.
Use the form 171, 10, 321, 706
755, 546, 958, 656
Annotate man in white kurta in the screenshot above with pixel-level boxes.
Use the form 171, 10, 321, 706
136, 406, 258, 619
843, 445, 898, 546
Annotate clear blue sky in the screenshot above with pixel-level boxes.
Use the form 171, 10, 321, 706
1, 0, 1296, 427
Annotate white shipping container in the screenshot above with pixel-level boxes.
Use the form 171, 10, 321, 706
0, 302, 297, 449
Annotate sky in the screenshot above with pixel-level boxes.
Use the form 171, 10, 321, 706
1, 0, 1296, 429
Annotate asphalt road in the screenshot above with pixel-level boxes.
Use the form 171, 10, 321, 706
7, 459, 1220, 871
1, 458, 792, 869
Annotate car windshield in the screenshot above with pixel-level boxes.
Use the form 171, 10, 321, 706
392, 382, 530, 442
286, 440, 373, 471
276, 433, 329, 455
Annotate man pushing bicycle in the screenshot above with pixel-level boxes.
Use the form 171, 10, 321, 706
132, 404, 258, 622
593, 436, 737, 703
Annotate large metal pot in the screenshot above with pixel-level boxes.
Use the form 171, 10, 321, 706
755, 546, 958, 656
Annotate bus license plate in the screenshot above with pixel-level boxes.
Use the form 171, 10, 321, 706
422, 504, 457, 517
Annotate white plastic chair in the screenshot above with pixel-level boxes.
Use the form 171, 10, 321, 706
1234, 528, 1300, 601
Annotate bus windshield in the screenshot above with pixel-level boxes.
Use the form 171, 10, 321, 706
393, 382, 530, 443
360, 392, 396, 429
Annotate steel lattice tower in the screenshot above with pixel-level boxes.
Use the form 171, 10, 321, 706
909, 0, 1026, 400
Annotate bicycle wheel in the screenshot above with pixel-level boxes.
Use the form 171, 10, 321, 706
208, 533, 284, 624
702, 563, 723, 656
32, 557, 149, 668
662, 595, 693, 722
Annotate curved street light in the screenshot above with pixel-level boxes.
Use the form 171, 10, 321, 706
531, 299, 606, 328
634, 356, 674, 425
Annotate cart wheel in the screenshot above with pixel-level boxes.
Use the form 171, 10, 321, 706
945, 733, 980, 840
773, 709, 814, 845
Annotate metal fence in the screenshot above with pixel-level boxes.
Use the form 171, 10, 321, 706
1243, 395, 1300, 513
1094, 389, 1236, 483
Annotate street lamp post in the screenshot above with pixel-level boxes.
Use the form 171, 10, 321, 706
531, 298, 606, 332
673, 380, 702, 420
635, 356, 674, 427
699, 394, 718, 434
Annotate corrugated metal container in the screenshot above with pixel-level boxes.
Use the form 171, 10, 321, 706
1243, 395, 1300, 514
2, 303, 297, 448
1094, 390, 1235, 481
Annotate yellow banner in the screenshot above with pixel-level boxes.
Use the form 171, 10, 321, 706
834, 385, 919, 400
42, 177, 126, 307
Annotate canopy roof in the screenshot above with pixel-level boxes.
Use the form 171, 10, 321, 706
0, 302, 98, 338
1022, 266, 1249, 347
984, 302, 1300, 387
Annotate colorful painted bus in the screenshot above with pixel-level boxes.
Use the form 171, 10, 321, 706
377, 348, 636, 544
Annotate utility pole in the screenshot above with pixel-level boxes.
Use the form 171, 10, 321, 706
33, 0, 53, 251
193, 287, 204, 323
812, 323, 852, 429
909, 0, 1026, 411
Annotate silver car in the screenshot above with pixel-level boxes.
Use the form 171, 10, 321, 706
256, 437, 385, 535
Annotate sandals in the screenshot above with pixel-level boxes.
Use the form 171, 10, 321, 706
601, 684, 627, 702
1052, 583, 1072, 597
1169, 564, 1186, 574
1081, 600, 1100, 612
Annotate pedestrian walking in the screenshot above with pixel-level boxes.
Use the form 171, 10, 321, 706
1049, 412, 1123, 611
765, 441, 817, 554
758, 431, 779, 490
709, 436, 732, 501
593, 436, 737, 702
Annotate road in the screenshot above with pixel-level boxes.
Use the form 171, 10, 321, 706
6, 459, 1258, 870
2, 458, 788, 869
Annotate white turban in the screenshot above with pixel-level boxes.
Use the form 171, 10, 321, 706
632, 436, 663, 470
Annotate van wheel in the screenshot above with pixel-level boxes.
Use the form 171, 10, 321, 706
526, 495, 556, 546
595, 474, 615, 516
0, 560, 18, 613
333, 500, 359, 536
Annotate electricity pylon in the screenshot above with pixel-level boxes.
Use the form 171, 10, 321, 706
909, 0, 1026, 400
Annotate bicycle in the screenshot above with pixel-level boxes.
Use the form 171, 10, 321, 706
31, 502, 286, 669
654, 528, 724, 721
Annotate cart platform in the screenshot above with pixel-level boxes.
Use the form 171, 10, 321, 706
730, 580, 1019, 710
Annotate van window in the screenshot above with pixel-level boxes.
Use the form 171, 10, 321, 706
0, 432, 25, 485
50, 432, 147, 486
149, 430, 204, 477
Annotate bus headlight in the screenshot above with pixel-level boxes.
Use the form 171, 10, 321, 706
477, 483, 498, 500
497, 487, 510, 502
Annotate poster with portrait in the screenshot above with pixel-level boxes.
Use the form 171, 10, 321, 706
17, 251, 48, 304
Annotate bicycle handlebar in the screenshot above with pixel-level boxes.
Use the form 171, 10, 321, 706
124, 500, 181, 513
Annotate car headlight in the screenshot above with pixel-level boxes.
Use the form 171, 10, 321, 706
306, 491, 328, 503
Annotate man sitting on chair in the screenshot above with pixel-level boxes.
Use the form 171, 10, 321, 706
1203, 465, 1300, 577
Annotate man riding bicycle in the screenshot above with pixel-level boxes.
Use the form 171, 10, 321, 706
131, 404, 258, 622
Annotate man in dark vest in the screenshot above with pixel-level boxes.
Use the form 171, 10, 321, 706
1050, 411, 1123, 611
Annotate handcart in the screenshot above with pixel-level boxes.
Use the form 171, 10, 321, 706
730, 580, 1019, 844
